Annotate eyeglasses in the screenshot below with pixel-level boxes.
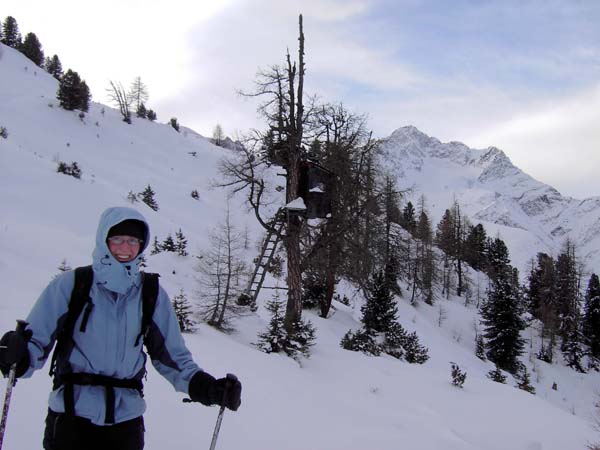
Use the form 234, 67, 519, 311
107, 236, 143, 246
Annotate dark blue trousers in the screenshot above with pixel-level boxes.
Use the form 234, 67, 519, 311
43, 409, 144, 450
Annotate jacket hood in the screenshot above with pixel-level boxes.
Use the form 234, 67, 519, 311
92, 207, 150, 294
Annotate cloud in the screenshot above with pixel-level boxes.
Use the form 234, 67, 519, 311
3, 0, 600, 198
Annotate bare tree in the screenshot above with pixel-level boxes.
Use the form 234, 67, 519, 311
195, 205, 248, 331
218, 15, 310, 332
129, 76, 149, 112
213, 123, 225, 146
106, 81, 132, 123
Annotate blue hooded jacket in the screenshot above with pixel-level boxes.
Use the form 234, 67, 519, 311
24, 206, 201, 425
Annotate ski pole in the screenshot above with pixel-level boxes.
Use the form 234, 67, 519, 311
208, 373, 237, 450
0, 320, 28, 450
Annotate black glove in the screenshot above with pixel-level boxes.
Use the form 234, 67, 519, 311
0, 328, 32, 378
188, 371, 242, 411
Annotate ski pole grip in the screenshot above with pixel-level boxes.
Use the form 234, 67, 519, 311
15, 320, 28, 334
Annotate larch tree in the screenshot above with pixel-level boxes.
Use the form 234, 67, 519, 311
129, 76, 149, 114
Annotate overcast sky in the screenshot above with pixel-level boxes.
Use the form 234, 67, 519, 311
4, 0, 600, 198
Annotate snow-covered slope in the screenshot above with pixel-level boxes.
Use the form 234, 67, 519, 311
378, 125, 600, 275
1, 43, 599, 449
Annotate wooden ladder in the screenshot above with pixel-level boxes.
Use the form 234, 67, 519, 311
239, 209, 286, 309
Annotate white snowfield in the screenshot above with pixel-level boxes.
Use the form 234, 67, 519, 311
0, 43, 598, 449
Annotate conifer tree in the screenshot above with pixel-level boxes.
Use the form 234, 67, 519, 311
136, 103, 147, 118
361, 270, 398, 333
516, 366, 536, 394
584, 274, 600, 361
486, 236, 511, 281
402, 331, 430, 363
57, 70, 89, 111
480, 266, 525, 374
20, 32, 44, 66
162, 234, 176, 252
150, 236, 162, 255
77, 80, 91, 112
475, 333, 486, 360
45, 54, 63, 79
139, 185, 159, 211
175, 228, 188, 256
464, 223, 487, 271
450, 362, 467, 388
415, 207, 436, 304
435, 208, 455, 256
401, 201, 417, 234
487, 366, 507, 384
170, 117, 180, 132
553, 241, 585, 371
146, 109, 157, 121
256, 297, 290, 355
1, 16, 20, 48
172, 289, 195, 332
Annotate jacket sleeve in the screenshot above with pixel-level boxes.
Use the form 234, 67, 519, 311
22, 271, 74, 378
145, 286, 201, 393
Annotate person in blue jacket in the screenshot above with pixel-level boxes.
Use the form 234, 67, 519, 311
0, 206, 242, 450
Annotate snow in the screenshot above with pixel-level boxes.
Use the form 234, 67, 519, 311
285, 197, 307, 210
1, 43, 600, 449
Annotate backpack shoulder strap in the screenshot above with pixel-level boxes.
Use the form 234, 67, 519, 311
135, 272, 159, 347
50, 265, 94, 377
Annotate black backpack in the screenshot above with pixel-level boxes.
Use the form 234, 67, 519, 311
49, 265, 160, 423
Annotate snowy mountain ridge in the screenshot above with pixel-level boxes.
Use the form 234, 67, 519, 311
379, 125, 600, 274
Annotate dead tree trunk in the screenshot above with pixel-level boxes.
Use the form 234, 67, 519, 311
283, 14, 305, 332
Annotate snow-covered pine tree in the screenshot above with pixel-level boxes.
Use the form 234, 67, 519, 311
402, 331, 430, 364
139, 185, 159, 211
341, 327, 381, 356
172, 289, 195, 332
475, 333, 486, 360
255, 297, 287, 354
480, 268, 526, 375
361, 270, 398, 333
487, 366, 507, 384
175, 228, 188, 256
450, 362, 467, 388
150, 236, 162, 255
161, 234, 176, 252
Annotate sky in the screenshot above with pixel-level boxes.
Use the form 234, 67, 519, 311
3, 0, 600, 199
